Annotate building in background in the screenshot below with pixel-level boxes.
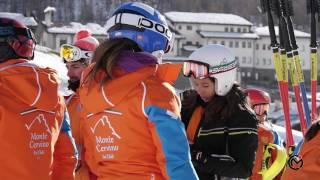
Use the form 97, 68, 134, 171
164, 11, 313, 90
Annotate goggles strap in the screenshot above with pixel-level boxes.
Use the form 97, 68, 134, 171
105, 13, 172, 40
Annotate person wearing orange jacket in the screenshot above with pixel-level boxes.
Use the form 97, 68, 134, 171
0, 17, 77, 179
281, 120, 320, 179
61, 29, 99, 180
77, 2, 198, 180
245, 88, 286, 180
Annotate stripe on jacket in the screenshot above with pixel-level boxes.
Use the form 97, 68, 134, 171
145, 105, 198, 180
199, 127, 257, 136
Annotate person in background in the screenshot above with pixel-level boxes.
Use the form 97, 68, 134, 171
0, 17, 77, 179
245, 88, 286, 180
281, 119, 320, 179
60, 29, 99, 180
77, 2, 198, 180
181, 44, 258, 180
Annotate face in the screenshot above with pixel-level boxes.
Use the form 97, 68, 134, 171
66, 61, 87, 81
66, 61, 87, 91
190, 77, 215, 102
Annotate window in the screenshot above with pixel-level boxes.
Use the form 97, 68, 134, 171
187, 25, 192, 30
229, 41, 233, 48
263, 58, 266, 65
186, 41, 192, 45
256, 58, 260, 65
230, 27, 234, 32
237, 27, 241, 32
255, 73, 259, 80
59, 39, 67, 47
268, 45, 271, 50
178, 25, 182, 30
221, 41, 225, 45
242, 72, 246, 77
247, 72, 251, 77
243, 28, 247, 33
262, 44, 266, 50
248, 42, 252, 48
242, 41, 246, 48
225, 27, 229, 32
242, 57, 247, 64
235, 41, 239, 48
256, 44, 259, 50
212, 40, 217, 44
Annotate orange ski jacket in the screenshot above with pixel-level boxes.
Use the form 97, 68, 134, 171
0, 59, 78, 180
66, 93, 94, 180
78, 64, 198, 180
250, 124, 274, 180
281, 132, 320, 180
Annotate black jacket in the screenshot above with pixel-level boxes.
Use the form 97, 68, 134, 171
181, 93, 258, 180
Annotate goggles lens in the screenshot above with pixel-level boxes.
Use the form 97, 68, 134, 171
60, 44, 93, 62
183, 61, 209, 79
253, 104, 269, 116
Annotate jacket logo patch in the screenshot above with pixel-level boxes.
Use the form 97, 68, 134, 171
91, 116, 121, 160
25, 114, 52, 158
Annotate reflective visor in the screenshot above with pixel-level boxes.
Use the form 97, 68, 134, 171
253, 104, 269, 116
60, 44, 93, 62
183, 61, 209, 79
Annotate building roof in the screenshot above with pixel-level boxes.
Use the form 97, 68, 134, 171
47, 22, 106, 35
165, 11, 252, 26
199, 31, 259, 39
0, 12, 37, 26
255, 26, 310, 38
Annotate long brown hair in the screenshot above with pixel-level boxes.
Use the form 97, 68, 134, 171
182, 82, 250, 123
86, 38, 141, 88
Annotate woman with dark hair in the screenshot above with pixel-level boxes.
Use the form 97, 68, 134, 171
181, 44, 258, 180
77, 2, 198, 180
281, 120, 320, 179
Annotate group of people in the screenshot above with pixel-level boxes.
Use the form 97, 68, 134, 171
1, 1, 320, 180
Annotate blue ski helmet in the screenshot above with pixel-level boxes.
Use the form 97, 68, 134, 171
105, 2, 173, 55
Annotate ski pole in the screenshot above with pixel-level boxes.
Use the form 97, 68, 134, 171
261, 0, 294, 149
307, 0, 320, 121
271, 0, 294, 148
282, 0, 309, 134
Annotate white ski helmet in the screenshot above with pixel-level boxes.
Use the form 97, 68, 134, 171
188, 44, 237, 96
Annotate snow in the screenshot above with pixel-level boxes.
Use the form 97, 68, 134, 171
48, 22, 106, 35
0, 12, 37, 26
183, 45, 199, 51
199, 31, 259, 39
31, 46, 71, 96
255, 26, 310, 38
44, 6, 56, 13
165, 12, 252, 26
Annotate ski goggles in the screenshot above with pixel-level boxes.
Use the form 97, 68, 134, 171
60, 44, 93, 62
253, 104, 269, 116
183, 60, 211, 79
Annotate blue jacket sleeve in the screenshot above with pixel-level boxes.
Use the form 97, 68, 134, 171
145, 105, 199, 180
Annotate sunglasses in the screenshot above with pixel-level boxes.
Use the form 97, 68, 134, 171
60, 44, 93, 62
253, 104, 269, 116
183, 60, 211, 79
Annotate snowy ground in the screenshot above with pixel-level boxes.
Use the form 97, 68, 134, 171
31, 46, 72, 96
